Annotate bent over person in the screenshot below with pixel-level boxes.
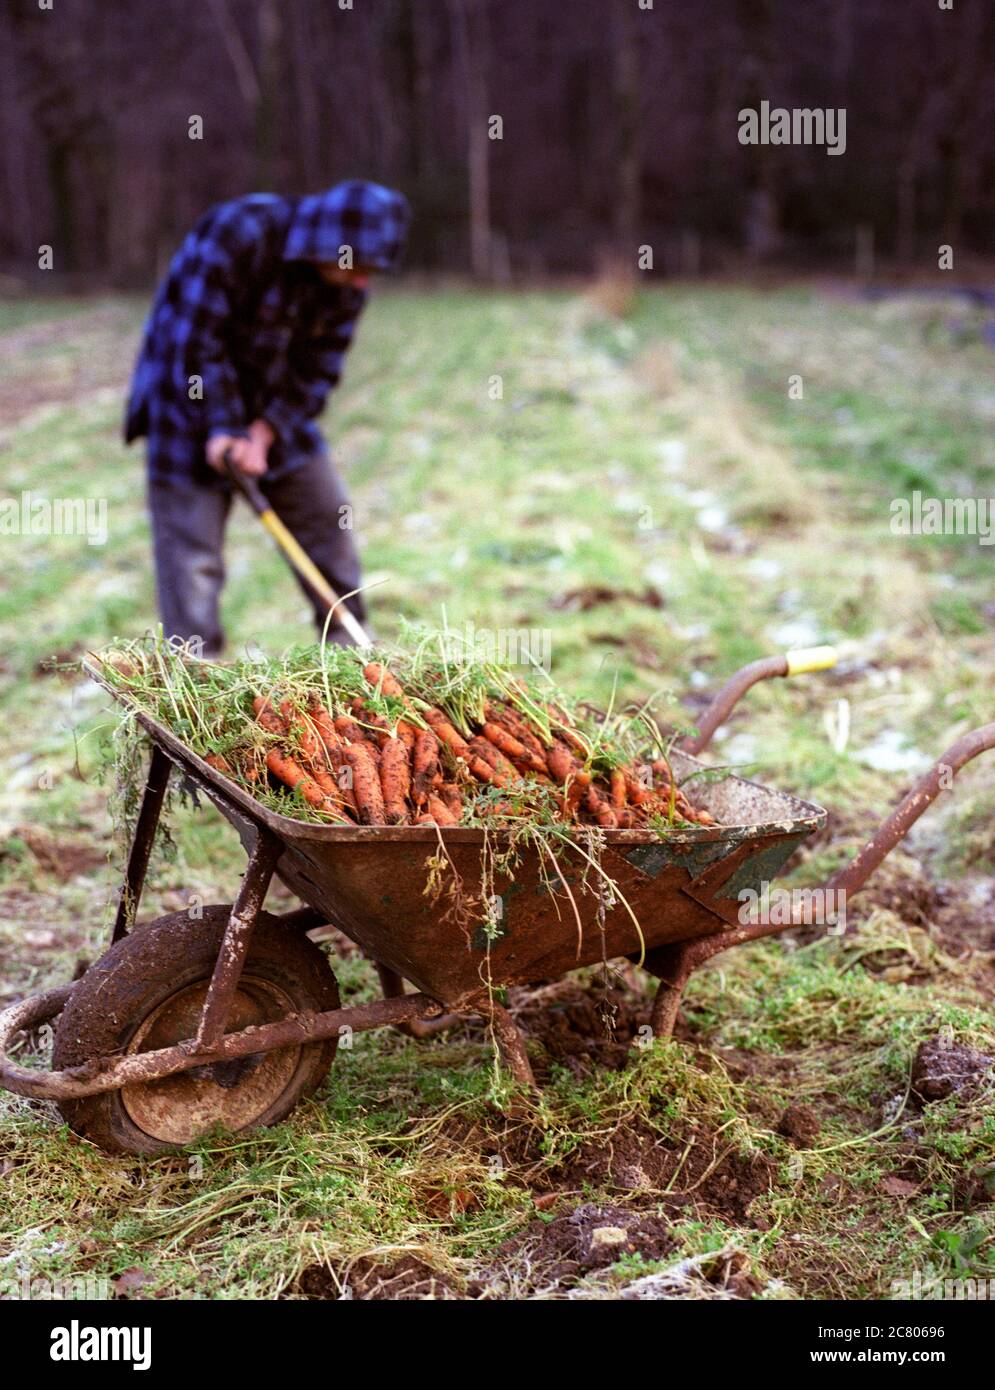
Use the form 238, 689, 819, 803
125, 180, 410, 653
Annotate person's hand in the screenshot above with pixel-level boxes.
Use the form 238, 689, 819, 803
206, 420, 274, 477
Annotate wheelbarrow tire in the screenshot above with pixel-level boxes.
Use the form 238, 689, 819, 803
52, 906, 340, 1156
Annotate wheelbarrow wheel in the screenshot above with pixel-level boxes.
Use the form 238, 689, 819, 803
52, 906, 340, 1155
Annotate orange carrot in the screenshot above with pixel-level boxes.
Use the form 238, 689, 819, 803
546, 741, 591, 791
379, 737, 411, 824
585, 784, 617, 828
348, 699, 395, 745
425, 794, 458, 826
488, 703, 547, 760
423, 707, 471, 761
334, 713, 373, 747
610, 767, 628, 811
412, 729, 441, 808
625, 769, 655, 806
544, 740, 591, 819
437, 782, 463, 820
265, 749, 342, 816
309, 698, 340, 750
468, 735, 518, 782
468, 755, 506, 787
395, 719, 418, 753
482, 721, 546, 774
278, 699, 345, 806
342, 740, 386, 825
309, 700, 359, 814
546, 741, 574, 785
539, 699, 588, 756
253, 694, 288, 736
363, 662, 406, 700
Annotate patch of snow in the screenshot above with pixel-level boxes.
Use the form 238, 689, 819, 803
671, 620, 709, 641
697, 506, 729, 533
746, 556, 784, 582
643, 560, 673, 589
403, 511, 438, 535
769, 617, 824, 649
655, 439, 687, 473
615, 489, 646, 513
854, 729, 930, 774
714, 731, 759, 765
865, 667, 904, 691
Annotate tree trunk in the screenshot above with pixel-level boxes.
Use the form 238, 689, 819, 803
255, 0, 282, 187
288, 1, 320, 189
448, 0, 491, 280
611, 0, 640, 260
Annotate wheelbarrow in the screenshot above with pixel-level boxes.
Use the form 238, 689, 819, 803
1, 649, 992, 1154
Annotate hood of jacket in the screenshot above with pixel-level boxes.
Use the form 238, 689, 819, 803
282, 180, 410, 271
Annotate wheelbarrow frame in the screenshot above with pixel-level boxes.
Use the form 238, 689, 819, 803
2, 656, 993, 1102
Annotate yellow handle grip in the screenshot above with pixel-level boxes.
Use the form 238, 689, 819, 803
259, 509, 371, 648
785, 645, 838, 676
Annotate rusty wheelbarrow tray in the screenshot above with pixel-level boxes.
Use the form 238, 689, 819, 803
2, 649, 993, 1153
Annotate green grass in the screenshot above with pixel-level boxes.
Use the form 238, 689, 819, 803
0, 282, 993, 1299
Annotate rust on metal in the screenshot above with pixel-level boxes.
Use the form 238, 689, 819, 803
681, 655, 788, 756
111, 743, 172, 942
374, 962, 464, 1039
827, 723, 995, 898
0, 989, 444, 1102
191, 829, 282, 1053
486, 1000, 535, 1088
6, 662, 988, 1111
122, 974, 304, 1144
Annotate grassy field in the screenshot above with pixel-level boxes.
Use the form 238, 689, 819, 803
0, 282, 993, 1300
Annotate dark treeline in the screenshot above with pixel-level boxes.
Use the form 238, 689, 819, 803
1, 0, 994, 285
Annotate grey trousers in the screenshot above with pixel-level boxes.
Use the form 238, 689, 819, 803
148, 452, 365, 656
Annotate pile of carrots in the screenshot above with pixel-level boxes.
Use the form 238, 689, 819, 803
207, 662, 716, 831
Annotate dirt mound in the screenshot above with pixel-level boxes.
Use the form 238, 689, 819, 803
559, 1120, 776, 1221
17, 827, 106, 882
298, 1255, 454, 1300
928, 878, 995, 955
911, 1036, 994, 1103
470, 1203, 674, 1296
511, 975, 652, 1077
778, 1103, 820, 1148
859, 858, 940, 928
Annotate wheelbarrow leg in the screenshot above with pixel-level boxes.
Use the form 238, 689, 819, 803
111, 744, 172, 943
191, 829, 283, 1053
645, 939, 711, 1038
373, 963, 464, 1039
487, 1001, 536, 1088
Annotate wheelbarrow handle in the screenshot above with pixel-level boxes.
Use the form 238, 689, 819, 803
682, 646, 838, 755
643, 717, 995, 1013
826, 721, 995, 900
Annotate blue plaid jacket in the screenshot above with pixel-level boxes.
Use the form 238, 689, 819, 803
125, 181, 410, 484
